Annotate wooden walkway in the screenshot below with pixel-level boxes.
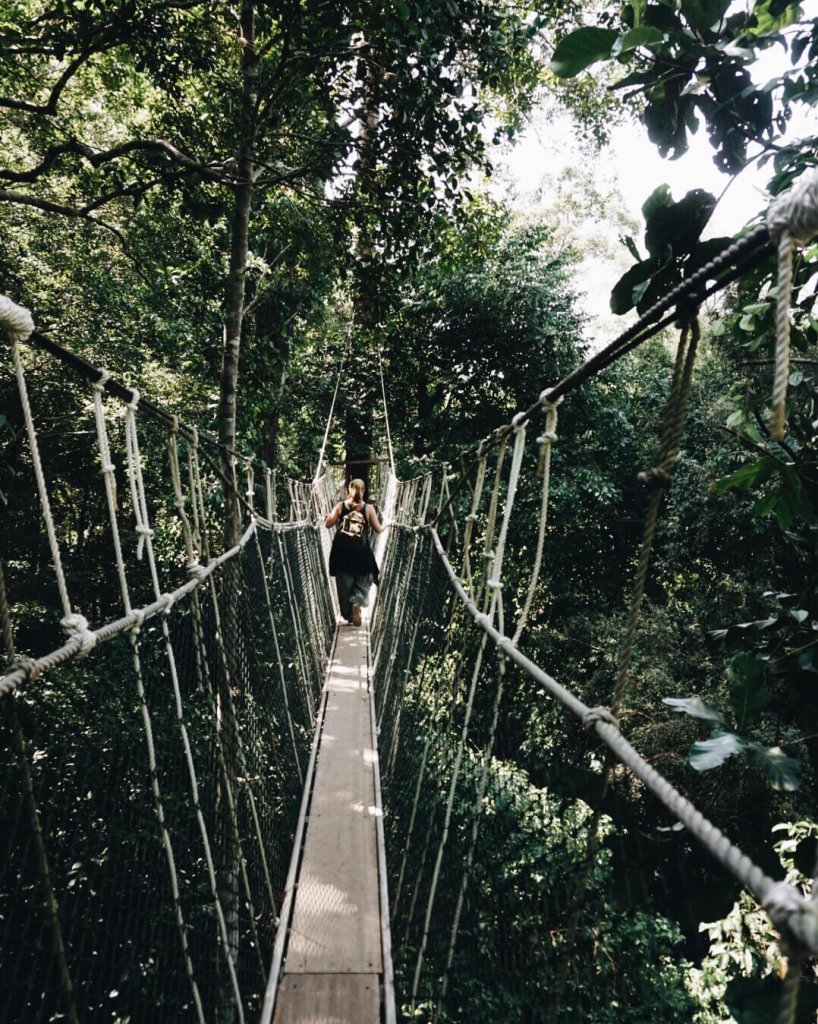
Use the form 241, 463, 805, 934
262, 624, 395, 1024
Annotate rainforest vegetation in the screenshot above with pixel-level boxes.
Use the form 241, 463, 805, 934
2, 0, 818, 1021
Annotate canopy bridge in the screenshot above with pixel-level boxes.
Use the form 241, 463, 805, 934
2, 170, 818, 1024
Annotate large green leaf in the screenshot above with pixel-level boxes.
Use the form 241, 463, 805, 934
713, 456, 778, 494
609, 256, 658, 314
549, 27, 619, 78
749, 744, 801, 791
663, 695, 726, 725
612, 25, 665, 56
689, 729, 747, 771
727, 653, 768, 730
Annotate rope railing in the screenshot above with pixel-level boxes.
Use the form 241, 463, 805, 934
370, 167, 818, 1023
0, 309, 336, 1024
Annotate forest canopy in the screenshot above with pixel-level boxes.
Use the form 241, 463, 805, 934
2, 0, 818, 1022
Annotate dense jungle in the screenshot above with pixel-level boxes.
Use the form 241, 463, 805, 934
2, 0, 818, 1021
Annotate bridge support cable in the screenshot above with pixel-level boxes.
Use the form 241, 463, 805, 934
1, 309, 335, 1023
368, 168, 818, 1022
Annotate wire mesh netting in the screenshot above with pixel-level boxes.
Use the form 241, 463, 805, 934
0, 342, 335, 1024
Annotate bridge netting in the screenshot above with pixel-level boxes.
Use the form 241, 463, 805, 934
0, 332, 336, 1024
2, 168, 818, 1024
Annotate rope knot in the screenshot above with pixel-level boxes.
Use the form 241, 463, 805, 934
487, 579, 503, 591
0, 295, 34, 342
160, 592, 176, 614
539, 388, 563, 410
512, 411, 527, 431
767, 169, 818, 246
583, 706, 619, 731
638, 466, 671, 489
127, 388, 141, 411
474, 612, 492, 631
186, 559, 208, 583
11, 654, 41, 682
130, 608, 146, 634
100, 461, 115, 477
763, 881, 818, 958
60, 613, 97, 655
537, 431, 558, 446
93, 368, 112, 393
465, 513, 479, 524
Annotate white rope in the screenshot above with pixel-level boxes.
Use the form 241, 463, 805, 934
512, 392, 562, 645
313, 342, 347, 481
378, 347, 396, 477
11, 340, 74, 624
0, 294, 34, 341
428, 525, 818, 959
91, 378, 207, 1024
767, 169, 818, 440
122, 395, 247, 1021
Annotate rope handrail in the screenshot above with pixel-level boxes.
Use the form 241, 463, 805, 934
426, 524, 818, 959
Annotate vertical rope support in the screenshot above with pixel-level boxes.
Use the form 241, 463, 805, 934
766, 169, 818, 441
124, 402, 246, 1021
94, 392, 209, 1024
777, 962, 802, 1024
612, 317, 700, 714
0, 562, 80, 1024
378, 347, 396, 478
513, 392, 561, 644
314, 342, 347, 480
11, 340, 74, 623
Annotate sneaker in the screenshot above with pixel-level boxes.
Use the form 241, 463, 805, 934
352, 603, 362, 627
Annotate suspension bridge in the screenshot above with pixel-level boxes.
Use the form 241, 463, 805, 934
2, 171, 818, 1024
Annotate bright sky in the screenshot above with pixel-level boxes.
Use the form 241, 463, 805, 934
499, 8, 818, 339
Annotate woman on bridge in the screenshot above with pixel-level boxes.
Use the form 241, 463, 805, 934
325, 478, 387, 626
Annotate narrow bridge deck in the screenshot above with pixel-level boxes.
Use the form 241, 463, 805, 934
264, 624, 394, 1024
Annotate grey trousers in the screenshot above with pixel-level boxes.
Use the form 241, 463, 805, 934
335, 572, 373, 621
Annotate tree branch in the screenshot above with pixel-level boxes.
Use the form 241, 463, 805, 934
0, 137, 238, 185
0, 188, 129, 246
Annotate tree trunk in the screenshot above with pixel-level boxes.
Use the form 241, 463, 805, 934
219, 0, 259, 552
345, 51, 380, 494
216, 4, 258, 1022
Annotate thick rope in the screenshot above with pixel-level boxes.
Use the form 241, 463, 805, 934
378, 347, 397, 478
0, 294, 34, 341
428, 525, 818, 957
313, 342, 348, 480
92, 380, 207, 1019
767, 169, 818, 440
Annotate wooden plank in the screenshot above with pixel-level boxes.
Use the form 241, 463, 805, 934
286, 627, 382, 974
272, 974, 380, 1024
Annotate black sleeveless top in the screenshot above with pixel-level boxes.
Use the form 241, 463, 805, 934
328, 501, 379, 581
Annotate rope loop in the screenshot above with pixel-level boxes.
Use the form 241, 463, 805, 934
93, 368, 112, 393
637, 465, 671, 489
537, 431, 558, 446
161, 592, 176, 615
130, 608, 146, 634
512, 411, 527, 430
190, 425, 199, 448
0, 295, 35, 342
763, 881, 818, 959
487, 579, 503, 591
186, 559, 208, 583
60, 613, 97, 655
583, 706, 619, 731
127, 388, 141, 411
169, 414, 180, 434
465, 513, 479, 524
767, 169, 818, 247
9, 653, 41, 682
538, 387, 563, 410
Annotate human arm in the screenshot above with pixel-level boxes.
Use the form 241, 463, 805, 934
325, 502, 343, 528
367, 504, 388, 534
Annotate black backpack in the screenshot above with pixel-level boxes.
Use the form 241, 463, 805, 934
338, 502, 367, 550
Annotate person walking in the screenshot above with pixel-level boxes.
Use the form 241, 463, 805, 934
325, 478, 388, 626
